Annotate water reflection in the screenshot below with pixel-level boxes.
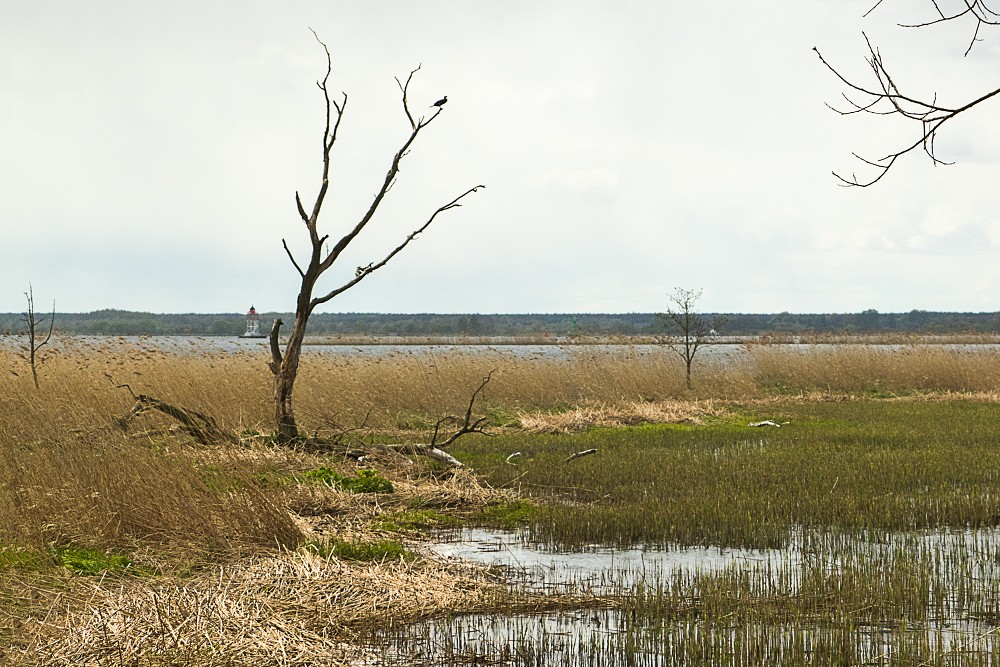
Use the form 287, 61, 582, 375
427, 528, 793, 593
365, 527, 1000, 665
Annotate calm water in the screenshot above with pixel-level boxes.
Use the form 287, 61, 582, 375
426, 528, 792, 593
3, 334, 753, 361
15, 334, 993, 367
364, 526, 1000, 665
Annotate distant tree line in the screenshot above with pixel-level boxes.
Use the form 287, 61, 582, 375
1, 309, 999, 337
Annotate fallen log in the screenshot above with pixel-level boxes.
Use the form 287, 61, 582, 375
110, 378, 237, 446
564, 448, 597, 463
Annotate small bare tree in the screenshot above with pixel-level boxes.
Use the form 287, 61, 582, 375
814, 1, 1000, 186
22, 284, 55, 390
658, 288, 725, 390
269, 32, 484, 440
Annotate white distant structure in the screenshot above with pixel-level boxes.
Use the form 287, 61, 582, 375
240, 305, 267, 338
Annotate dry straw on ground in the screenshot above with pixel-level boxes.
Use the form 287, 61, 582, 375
516, 399, 726, 433
7, 551, 512, 666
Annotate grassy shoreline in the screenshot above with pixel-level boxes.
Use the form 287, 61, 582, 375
5, 339, 1000, 663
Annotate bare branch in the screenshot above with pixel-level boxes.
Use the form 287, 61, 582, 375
432, 370, 495, 449
815, 36, 1000, 186
319, 71, 447, 273
311, 184, 485, 308
395, 64, 421, 131
105, 373, 139, 400
301, 29, 347, 235
818, 4, 1000, 185
282, 239, 306, 278
295, 192, 309, 224
880, 0, 1000, 56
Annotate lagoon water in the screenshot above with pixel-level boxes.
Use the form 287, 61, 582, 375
365, 526, 1000, 665
426, 527, 794, 593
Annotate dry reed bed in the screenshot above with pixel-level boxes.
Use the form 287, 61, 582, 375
3, 550, 518, 666
7, 337, 1000, 434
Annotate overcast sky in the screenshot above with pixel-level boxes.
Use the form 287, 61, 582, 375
2, 1, 998, 314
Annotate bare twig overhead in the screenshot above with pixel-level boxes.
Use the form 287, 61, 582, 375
816, 2, 1000, 186
887, 0, 1000, 56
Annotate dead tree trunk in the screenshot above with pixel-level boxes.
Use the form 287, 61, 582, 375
267, 32, 483, 441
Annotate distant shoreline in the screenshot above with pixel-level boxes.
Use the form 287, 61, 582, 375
3, 332, 1000, 347
299, 333, 1000, 346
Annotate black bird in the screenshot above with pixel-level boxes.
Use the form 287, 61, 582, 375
432, 95, 448, 108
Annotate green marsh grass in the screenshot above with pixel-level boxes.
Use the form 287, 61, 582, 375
304, 537, 414, 562
457, 401, 1000, 550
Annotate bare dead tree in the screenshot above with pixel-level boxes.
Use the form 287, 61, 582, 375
815, 1, 1000, 186
386, 371, 494, 467
657, 288, 726, 390
286, 372, 494, 466
22, 284, 55, 390
269, 32, 484, 440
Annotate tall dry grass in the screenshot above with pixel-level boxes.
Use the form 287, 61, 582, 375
0, 338, 301, 564
6, 337, 1000, 436
747, 343, 1000, 394
4, 337, 1000, 561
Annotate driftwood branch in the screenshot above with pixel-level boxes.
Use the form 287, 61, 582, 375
381, 371, 496, 467
564, 449, 598, 463
431, 370, 495, 448
112, 383, 237, 446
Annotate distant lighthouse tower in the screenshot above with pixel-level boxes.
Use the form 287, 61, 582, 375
241, 305, 266, 338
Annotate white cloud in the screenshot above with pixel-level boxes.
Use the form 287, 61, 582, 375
1, 0, 999, 313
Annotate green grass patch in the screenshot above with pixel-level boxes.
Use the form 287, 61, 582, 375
199, 464, 244, 492
375, 509, 460, 533
50, 544, 135, 576
303, 538, 412, 562
303, 467, 394, 494
0, 546, 47, 571
473, 499, 540, 529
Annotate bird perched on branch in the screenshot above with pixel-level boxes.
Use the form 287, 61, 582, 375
432, 95, 448, 108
